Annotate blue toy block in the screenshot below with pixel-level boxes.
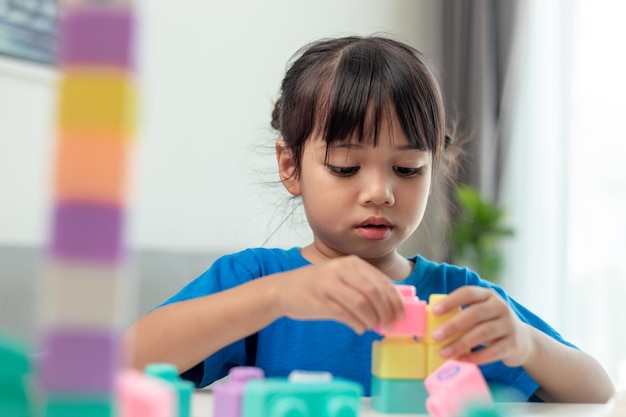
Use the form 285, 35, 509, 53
242, 377, 362, 417
145, 363, 194, 417
370, 375, 428, 414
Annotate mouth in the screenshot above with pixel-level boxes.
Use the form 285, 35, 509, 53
356, 218, 393, 240
358, 217, 392, 228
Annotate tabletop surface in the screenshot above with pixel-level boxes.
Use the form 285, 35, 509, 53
190, 390, 609, 417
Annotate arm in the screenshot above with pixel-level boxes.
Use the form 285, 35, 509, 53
431, 286, 615, 403
125, 255, 404, 374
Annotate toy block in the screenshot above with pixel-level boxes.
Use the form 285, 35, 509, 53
0, 382, 32, 417
370, 375, 428, 414
44, 395, 114, 417
59, 7, 135, 69
59, 0, 134, 9
425, 360, 493, 417
213, 366, 265, 417
371, 336, 426, 379
54, 136, 130, 205
375, 285, 426, 336
117, 369, 176, 417
288, 370, 332, 383
242, 377, 362, 417
426, 342, 448, 377
39, 260, 127, 329
425, 294, 461, 344
51, 202, 125, 263
57, 73, 136, 138
145, 363, 194, 417
0, 331, 30, 380
38, 329, 120, 394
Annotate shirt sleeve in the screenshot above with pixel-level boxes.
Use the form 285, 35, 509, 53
155, 252, 260, 387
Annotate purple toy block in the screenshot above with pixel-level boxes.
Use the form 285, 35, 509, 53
213, 367, 264, 417
375, 284, 427, 336
51, 202, 125, 263
58, 8, 135, 69
38, 328, 120, 394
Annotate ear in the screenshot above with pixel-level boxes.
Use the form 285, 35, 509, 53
276, 140, 301, 196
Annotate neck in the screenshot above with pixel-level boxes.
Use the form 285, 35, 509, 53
300, 244, 415, 281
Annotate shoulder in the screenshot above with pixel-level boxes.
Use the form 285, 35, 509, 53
216, 247, 309, 275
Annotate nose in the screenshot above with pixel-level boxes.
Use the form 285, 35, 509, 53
360, 169, 395, 206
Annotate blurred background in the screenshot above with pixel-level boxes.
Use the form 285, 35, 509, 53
1, 0, 624, 383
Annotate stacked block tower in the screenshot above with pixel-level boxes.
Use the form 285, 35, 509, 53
371, 285, 464, 414
36, 0, 137, 415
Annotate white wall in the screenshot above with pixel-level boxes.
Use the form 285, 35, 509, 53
0, 1, 442, 253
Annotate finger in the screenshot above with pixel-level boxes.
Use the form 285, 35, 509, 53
455, 338, 509, 365
440, 321, 507, 359
325, 297, 369, 335
432, 297, 502, 342
328, 283, 380, 331
431, 286, 491, 315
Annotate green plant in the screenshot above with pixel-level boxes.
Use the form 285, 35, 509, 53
449, 185, 514, 283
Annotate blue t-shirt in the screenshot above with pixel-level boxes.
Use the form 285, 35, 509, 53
158, 247, 575, 399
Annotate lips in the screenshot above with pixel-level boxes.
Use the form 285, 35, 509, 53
356, 217, 393, 240
358, 217, 392, 228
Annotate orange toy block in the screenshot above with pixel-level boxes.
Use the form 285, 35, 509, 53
372, 336, 426, 380
57, 73, 136, 137
54, 135, 131, 204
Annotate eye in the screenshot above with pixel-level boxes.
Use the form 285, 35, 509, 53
326, 165, 360, 177
393, 166, 423, 177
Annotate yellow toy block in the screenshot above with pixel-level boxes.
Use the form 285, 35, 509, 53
371, 336, 426, 379
57, 73, 136, 137
54, 134, 131, 204
425, 294, 460, 344
425, 342, 447, 377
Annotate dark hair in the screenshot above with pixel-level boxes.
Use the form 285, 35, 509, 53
271, 35, 458, 179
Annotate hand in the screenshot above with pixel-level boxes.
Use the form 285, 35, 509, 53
431, 286, 535, 367
267, 255, 405, 335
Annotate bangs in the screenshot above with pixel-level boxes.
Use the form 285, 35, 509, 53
321, 39, 442, 155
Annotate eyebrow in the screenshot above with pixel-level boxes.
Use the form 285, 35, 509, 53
329, 143, 425, 151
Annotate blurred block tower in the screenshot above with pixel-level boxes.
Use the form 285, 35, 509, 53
371, 288, 462, 414
36, 1, 137, 416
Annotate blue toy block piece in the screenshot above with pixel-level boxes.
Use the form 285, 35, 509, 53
242, 377, 363, 417
0, 331, 31, 380
370, 375, 428, 414
145, 363, 194, 417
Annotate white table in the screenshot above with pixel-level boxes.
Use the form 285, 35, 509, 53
191, 390, 608, 417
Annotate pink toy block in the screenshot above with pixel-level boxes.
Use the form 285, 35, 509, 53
375, 285, 426, 336
117, 369, 175, 417
59, 8, 135, 69
51, 202, 126, 263
213, 366, 265, 417
425, 360, 493, 417
38, 329, 120, 394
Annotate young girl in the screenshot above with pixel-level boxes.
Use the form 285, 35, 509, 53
126, 35, 614, 403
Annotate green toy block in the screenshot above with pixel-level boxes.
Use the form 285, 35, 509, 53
0, 382, 33, 417
242, 377, 362, 417
0, 331, 31, 380
370, 375, 428, 414
44, 395, 114, 417
145, 362, 194, 417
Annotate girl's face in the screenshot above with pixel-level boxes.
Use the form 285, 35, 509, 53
278, 111, 432, 265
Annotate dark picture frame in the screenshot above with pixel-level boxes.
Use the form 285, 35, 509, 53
0, 0, 57, 65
